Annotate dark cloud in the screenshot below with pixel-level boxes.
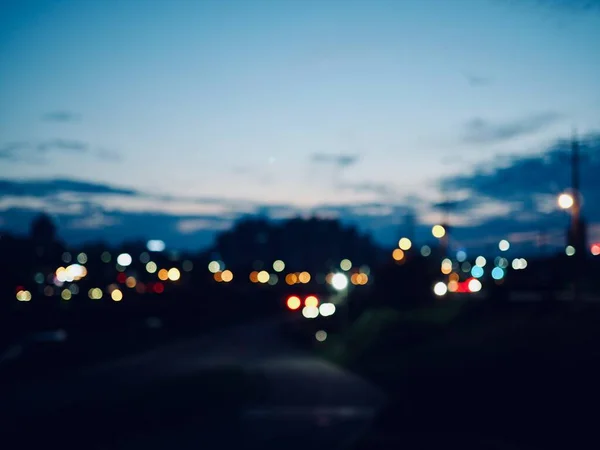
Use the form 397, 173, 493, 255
37, 139, 88, 153
42, 111, 81, 122
432, 198, 481, 212
463, 73, 491, 87
0, 179, 138, 197
462, 112, 563, 144
441, 131, 600, 221
311, 153, 359, 168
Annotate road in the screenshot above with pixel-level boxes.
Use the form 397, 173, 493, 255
1, 316, 386, 450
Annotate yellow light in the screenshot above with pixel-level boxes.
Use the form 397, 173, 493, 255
398, 238, 412, 250
558, 193, 574, 209
214, 271, 223, 282
61, 289, 72, 300
249, 271, 259, 283
111, 289, 123, 301
449, 272, 459, 282
16, 290, 32, 302
285, 273, 297, 285
146, 261, 157, 273
158, 269, 169, 281
305, 295, 319, 308
441, 259, 452, 275
257, 270, 270, 283
298, 271, 311, 284
125, 276, 137, 288
351, 273, 359, 285
392, 248, 405, 261
167, 268, 181, 281
432, 225, 446, 238
221, 269, 233, 282
340, 259, 352, 271
208, 261, 221, 273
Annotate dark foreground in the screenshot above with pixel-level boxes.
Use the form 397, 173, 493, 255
1, 316, 385, 450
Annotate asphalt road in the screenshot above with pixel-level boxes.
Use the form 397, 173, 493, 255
1, 316, 386, 450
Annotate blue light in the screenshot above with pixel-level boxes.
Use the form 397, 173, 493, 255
456, 250, 467, 262
471, 265, 484, 278
491, 267, 504, 280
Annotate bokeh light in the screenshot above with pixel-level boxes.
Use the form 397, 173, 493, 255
221, 269, 233, 282
433, 282, 447, 296
208, 261, 221, 273
286, 296, 301, 310
392, 248, 405, 261
558, 193, 574, 209
305, 295, 319, 308
273, 260, 285, 272
340, 259, 352, 271
257, 270, 270, 283
398, 238, 412, 251
315, 330, 327, 342
420, 245, 431, 257
331, 273, 348, 290
319, 303, 336, 317
111, 289, 123, 301
117, 253, 132, 267
167, 268, 181, 281
146, 261, 157, 273
566, 245, 576, 256
432, 225, 446, 238
498, 240, 510, 252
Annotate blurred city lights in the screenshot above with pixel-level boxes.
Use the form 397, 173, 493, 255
61, 289, 72, 300
182, 260, 194, 272
340, 259, 352, 271
491, 267, 505, 280
592, 244, 600, 256
77, 252, 87, 264
331, 273, 348, 290
257, 270, 270, 283
471, 265, 484, 278
221, 270, 233, 282
168, 268, 181, 281
475, 256, 486, 267
319, 303, 336, 316
268, 274, 278, 285
111, 289, 123, 301
214, 271, 223, 282
558, 193, 574, 209
273, 260, 285, 272
566, 245, 576, 256
461, 261, 471, 272
157, 269, 168, 281
139, 252, 150, 263
448, 280, 459, 292
146, 261, 157, 273
468, 278, 482, 293
433, 282, 447, 296
88, 288, 103, 299
286, 296, 301, 310
62, 252, 72, 263
298, 271, 311, 283
315, 330, 327, 342
285, 273, 297, 285
456, 250, 467, 262
125, 276, 137, 288
16, 290, 32, 302
392, 248, 405, 261
147, 240, 166, 252
101, 251, 111, 263
432, 225, 446, 238
117, 253, 132, 267
420, 245, 431, 257
441, 258, 452, 275
208, 261, 221, 273
305, 295, 319, 308
302, 306, 319, 319
498, 240, 510, 252
398, 237, 412, 250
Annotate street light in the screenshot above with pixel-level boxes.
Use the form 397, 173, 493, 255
557, 193, 574, 210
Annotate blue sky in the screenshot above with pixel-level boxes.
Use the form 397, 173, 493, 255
1, 0, 599, 251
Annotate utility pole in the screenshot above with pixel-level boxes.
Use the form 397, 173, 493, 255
569, 130, 585, 303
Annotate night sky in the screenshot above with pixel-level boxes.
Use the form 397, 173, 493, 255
1, 0, 599, 252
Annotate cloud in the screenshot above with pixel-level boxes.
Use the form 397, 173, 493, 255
42, 111, 81, 122
37, 139, 88, 153
463, 73, 491, 87
0, 179, 137, 197
69, 213, 120, 230
438, 131, 600, 247
462, 112, 564, 144
0, 142, 29, 160
337, 181, 396, 197
176, 218, 233, 234
311, 153, 359, 168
